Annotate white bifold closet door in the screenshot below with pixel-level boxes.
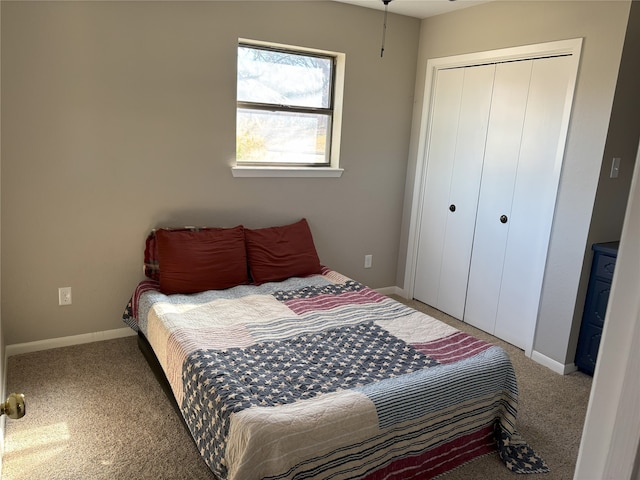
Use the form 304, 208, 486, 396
414, 54, 575, 350
413, 64, 495, 320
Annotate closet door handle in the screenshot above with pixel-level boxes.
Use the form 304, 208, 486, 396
500, 215, 508, 224
449, 204, 456, 212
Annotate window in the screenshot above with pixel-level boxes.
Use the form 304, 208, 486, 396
233, 40, 344, 177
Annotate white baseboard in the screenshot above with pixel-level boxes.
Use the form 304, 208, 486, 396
531, 349, 578, 375
5, 327, 136, 358
376, 286, 403, 296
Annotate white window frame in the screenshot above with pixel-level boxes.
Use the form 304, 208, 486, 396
232, 39, 345, 178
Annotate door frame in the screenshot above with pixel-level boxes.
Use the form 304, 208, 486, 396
403, 38, 582, 356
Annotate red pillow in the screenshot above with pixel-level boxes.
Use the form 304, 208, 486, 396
156, 226, 248, 294
245, 219, 322, 284
144, 230, 161, 281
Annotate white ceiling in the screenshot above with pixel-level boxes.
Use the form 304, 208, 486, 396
332, 0, 491, 19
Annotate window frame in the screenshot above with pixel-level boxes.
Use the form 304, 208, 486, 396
233, 39, 345, 178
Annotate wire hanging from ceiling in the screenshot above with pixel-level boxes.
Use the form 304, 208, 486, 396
380, 0, 392, 57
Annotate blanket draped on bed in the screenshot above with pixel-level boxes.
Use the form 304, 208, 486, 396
123, 269, 547, 480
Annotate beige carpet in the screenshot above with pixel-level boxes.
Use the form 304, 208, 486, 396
3, 298, 592, 480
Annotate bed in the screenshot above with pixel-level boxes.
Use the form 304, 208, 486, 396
123, 219, 547, 480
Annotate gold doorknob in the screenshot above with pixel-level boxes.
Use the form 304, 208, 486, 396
1, 393, 26, 419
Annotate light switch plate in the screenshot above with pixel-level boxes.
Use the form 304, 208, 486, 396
610, 157, 621, 178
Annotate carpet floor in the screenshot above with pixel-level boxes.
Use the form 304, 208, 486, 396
3, 297, 592, 479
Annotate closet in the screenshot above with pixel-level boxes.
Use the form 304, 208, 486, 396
412, 43, 580, 351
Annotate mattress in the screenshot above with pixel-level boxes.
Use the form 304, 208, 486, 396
123, 267, 547, 479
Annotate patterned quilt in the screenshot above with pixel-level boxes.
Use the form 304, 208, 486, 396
123, 268, 547, 480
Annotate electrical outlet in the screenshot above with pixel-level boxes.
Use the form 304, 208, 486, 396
364, 254, 373, 269
58, 287, 72, 306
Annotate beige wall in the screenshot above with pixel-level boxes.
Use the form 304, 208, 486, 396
398, 1, 631, 366
0, 1, 420, 345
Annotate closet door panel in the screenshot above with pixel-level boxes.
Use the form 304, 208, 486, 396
413, 68, 465, 307
437, 64, 495, 319
494, 55, 575, 349
464, 60, 533, 333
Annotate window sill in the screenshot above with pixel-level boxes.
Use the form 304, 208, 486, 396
231, 166, 344, 178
